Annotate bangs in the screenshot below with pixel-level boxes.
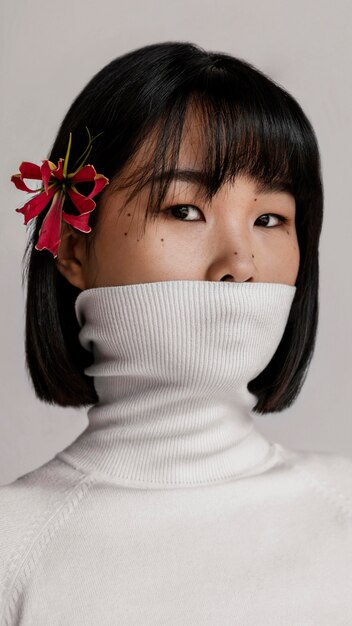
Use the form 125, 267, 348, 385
107, 67, 313, 231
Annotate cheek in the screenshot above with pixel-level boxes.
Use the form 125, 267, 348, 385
280, 231, 300, 281
254, 230, 300, 281
288, 230, 300, 266
101, 222, 167, 272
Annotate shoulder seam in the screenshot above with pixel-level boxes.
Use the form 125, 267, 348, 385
0, 473, 96, 626
277, 446, 352, 521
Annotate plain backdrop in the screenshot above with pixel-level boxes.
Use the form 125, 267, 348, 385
0, 0, 351, 486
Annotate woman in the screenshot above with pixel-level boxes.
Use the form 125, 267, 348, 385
1, 41, 351, 624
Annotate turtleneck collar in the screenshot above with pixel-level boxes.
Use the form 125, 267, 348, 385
57, 280, 296, 489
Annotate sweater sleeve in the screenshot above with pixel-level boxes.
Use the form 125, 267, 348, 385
0, 459, 90, 626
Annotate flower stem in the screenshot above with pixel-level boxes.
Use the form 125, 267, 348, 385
63, 132, 72, 178
72, 127, 104, 171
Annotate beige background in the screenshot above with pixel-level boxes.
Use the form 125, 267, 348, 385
0, 0, 351, 486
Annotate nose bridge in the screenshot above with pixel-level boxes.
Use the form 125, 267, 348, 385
215, 204, 253, 253
209, 205, 256, 281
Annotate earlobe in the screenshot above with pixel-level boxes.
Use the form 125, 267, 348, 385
55, 226, 88, 291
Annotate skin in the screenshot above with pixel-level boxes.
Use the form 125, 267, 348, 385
56, 113, 300, 290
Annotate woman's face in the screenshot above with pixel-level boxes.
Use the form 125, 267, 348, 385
56, 116, 300, 289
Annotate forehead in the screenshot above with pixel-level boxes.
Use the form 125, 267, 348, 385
115, 106, 207, 181
109, 103, 293, 202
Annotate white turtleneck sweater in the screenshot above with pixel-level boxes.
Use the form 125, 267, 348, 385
0, 280, 352, 625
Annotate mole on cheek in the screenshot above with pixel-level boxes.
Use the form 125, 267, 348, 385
234, 251, 238, 255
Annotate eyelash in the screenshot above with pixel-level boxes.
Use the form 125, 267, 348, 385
161, 205, 289, 228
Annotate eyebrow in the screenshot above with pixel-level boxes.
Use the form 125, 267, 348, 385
151, 169, 291, 195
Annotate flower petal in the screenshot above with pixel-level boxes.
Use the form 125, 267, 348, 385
35, 191, 65, 258
87, 174, 109, 199
53, 158, 64, 181
11, 173, 42, 193
66, 185, 95, 213
19, 161, 42, 180
15, 186, 57, 224
67, 164, 96, 183
40, 160, 55, 194
63, 211, 92, 233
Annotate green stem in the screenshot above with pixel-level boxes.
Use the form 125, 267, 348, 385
71, 127, 104, 171
63, 132, 72, 178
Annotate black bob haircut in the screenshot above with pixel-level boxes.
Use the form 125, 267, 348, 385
21, 40, 323, 413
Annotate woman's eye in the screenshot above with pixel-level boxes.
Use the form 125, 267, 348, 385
256, 214, 289, 228
162, 205, 288, 228
162, 205, 203, 221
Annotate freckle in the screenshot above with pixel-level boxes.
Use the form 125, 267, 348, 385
137, 239, 139, 242
286, 230, 289, 235
127, 213, 131, 216
254, 198, 257, 201
252, 254, 254, 258
234, 251, 238, 255
124, 232, 127, 236
161, 238, 164, 242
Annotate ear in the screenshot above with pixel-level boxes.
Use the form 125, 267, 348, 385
55, 223, 88, 290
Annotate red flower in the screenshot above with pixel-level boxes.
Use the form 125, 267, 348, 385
11, 128, 109, 257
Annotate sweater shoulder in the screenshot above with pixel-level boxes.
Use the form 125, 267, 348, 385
0, 457, 92, 617
275, 442, 352, 516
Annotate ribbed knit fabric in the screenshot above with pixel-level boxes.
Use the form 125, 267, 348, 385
1, 280, 352, 625
59, 280, 296, 487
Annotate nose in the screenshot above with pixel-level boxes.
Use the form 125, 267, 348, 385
210, 233, 256, 283
220, 264, 254, 283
